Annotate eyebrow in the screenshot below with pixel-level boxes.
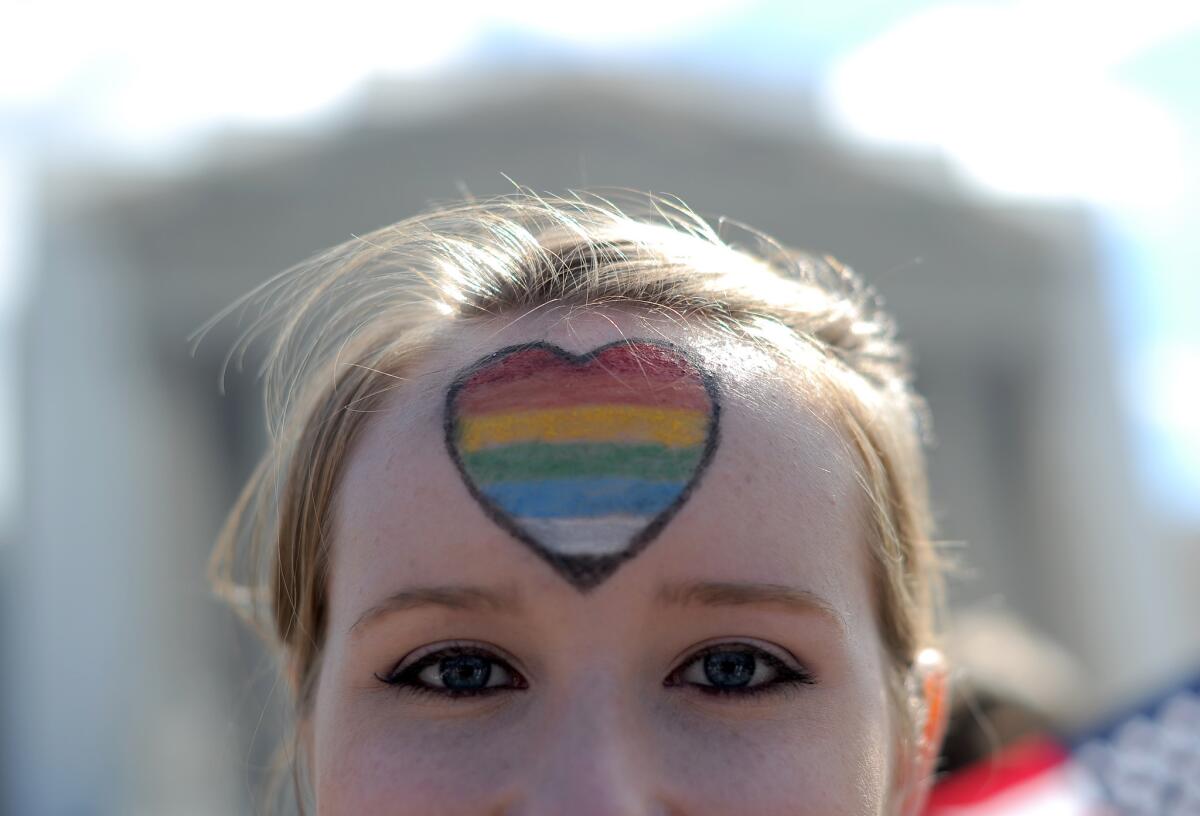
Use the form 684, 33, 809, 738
656, 580, 847, 635
349, 584, 523, 636
348, 580, 846, 637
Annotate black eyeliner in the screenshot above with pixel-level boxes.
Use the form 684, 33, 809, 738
666, 644, 817, 698
375, 645, 526, 699
375, 642, 815, 702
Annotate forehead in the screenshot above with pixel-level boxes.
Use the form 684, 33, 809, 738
331, 310, 874, 625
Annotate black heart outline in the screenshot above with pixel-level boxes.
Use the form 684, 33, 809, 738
444, 338, 721, 590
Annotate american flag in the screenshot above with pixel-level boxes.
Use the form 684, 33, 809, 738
926, 670, 1200, 815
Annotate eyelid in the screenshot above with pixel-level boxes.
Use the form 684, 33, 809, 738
385, 639, 526, 681
667, 637, 809, 677
665, 640, 818, 698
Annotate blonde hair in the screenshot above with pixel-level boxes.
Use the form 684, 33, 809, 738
203, 189, 943, 809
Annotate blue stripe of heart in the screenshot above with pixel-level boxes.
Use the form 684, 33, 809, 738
480, 477, 686, 519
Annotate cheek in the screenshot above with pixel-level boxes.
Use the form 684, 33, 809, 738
309, 645, 896, 816
313, 699, 894, 816
312, 674, 534, 814
658, 692, 893, 815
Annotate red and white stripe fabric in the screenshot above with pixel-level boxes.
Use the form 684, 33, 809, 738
926, 671, 1200, 815
925, 738, 1109, 815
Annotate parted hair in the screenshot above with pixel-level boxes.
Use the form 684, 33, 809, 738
201, 188, 944, 812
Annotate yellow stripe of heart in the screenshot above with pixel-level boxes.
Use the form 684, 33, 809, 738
457, 404, 708, 452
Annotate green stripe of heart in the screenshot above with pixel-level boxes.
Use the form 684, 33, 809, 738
460, 441, 704, 484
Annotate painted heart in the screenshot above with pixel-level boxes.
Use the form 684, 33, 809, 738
444, 339, 720, 589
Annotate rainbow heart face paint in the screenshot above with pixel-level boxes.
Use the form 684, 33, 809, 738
444, 339, 720, 589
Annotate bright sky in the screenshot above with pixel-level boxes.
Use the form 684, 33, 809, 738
1, 0, 1197, 526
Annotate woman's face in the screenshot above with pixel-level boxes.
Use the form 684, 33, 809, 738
311, 312, 904, 815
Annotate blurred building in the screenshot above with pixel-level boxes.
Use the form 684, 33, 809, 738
5, 74, 1196, 813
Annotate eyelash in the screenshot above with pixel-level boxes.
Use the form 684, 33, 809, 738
666, 643, 817, 698
375, 643, 524, 700
375, 642, 816, 701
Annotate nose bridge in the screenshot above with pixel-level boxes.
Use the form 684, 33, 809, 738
509, 673, 664, 816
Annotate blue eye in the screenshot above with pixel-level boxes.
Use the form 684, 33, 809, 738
377, 645, 527, 698
435, 654, 494, 691
702, 650, 756, 688
669, 644, 816, 697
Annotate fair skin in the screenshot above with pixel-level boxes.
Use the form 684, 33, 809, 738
309, 310, 915, 814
